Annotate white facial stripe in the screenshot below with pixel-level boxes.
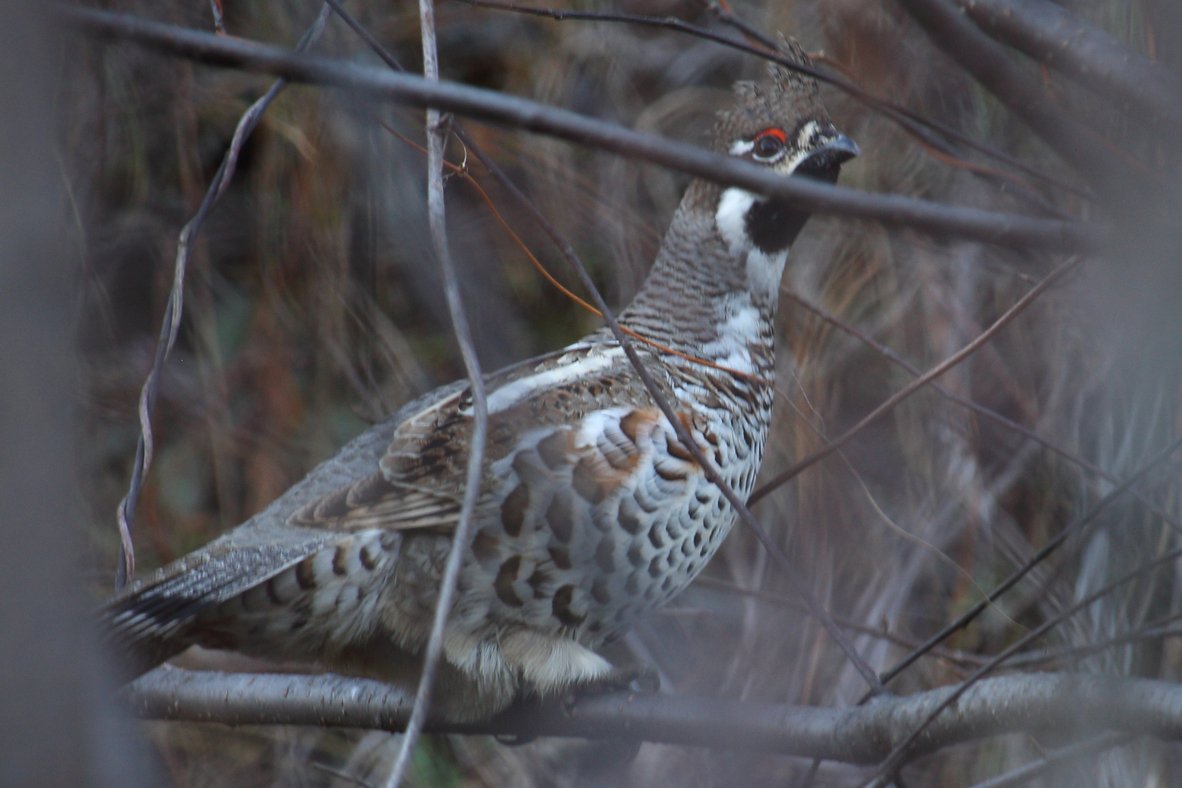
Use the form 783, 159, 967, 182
476, 347, 625, 416
782, 121, 837, 175
795, 120, 821, 151
729, 139, 754, 156
716, 186, 757, 257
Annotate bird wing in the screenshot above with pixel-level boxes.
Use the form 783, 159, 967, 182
102, 341, 693, 672
284, 341, 681, 536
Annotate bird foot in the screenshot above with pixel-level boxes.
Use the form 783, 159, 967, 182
562, 663, 660, 713
602, 663, 661, 694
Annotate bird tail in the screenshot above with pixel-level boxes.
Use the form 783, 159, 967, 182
99, 536, 331, 679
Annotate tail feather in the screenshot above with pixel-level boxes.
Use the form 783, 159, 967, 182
101, 531, 336, 679
97, 386, 449, 679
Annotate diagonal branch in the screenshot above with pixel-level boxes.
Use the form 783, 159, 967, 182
896, 0, 1144, 196
385, 1, 489, 784
788, 291, 1182, 534
462, 0, 1091, 201
958, 0, 1182, 131
57, 5, 1100, 252
751, 257, 1081, 504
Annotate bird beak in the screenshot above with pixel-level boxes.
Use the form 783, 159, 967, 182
795, 132, 859, 183
821, 132, 860, 163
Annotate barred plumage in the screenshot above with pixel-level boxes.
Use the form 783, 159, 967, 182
103, 36, 856, 722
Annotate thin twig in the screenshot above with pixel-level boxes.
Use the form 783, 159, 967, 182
751, 257, 1082, 505
967, 732, 1135, 788
788, 291, 1182, 534
1003, 610, 1182, 670
695, 576, 988, 671
110, 4, 332, 589
868, 463, 1182, 783
386, 2, 488, 784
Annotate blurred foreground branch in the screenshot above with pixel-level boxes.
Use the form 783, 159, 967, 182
126, 667, 1182, 766
57, 5, 1097, 252
897, 0, 1130, 194
958, 0, 1182, 130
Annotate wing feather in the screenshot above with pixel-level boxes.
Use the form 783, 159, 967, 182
285, 342, 671, 535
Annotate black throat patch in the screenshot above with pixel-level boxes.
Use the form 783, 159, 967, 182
744, 158, 845, 254
745, 198, 810, 254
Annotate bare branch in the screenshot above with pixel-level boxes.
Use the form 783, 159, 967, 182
57, 5, 1100, 252
463, 0, 1091, 201
958, 0, 1182, 131
124, 667, 1182, 764
896, 0, 1142, 196
751, 257, 1081, 504
109, 5, 332, 589
387, 2, 488, 784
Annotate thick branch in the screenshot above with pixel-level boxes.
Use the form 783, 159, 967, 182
958, 0, 1182, 130
125, 668, 1182, 765
57, 5, 1098, 252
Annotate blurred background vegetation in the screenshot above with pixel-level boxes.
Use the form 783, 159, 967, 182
68, 0, 1181, 784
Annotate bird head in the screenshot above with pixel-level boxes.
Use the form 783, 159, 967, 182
710, 36, 858, 257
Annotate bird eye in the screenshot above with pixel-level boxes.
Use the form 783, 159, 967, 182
752, 128, 787, 160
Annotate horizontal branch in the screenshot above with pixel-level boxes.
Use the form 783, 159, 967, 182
57, 5, 1100, 252
125, 667, 1182, 765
